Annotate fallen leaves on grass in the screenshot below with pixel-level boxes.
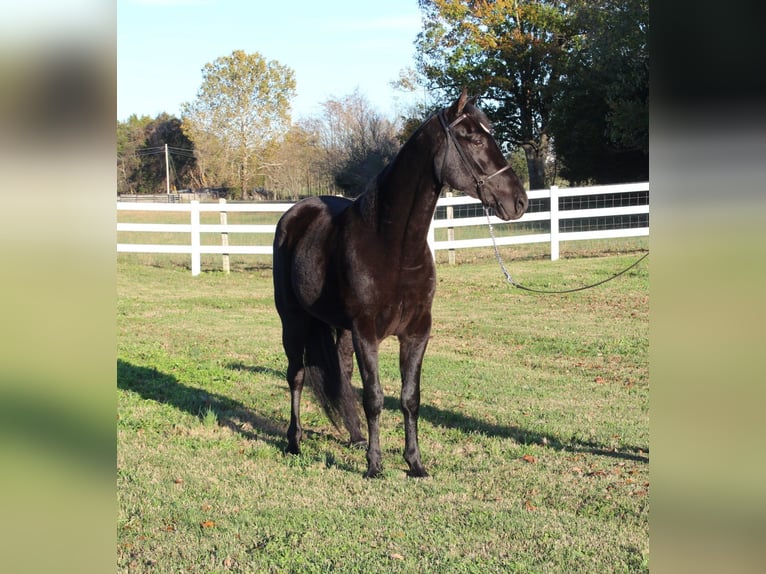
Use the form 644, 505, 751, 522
200, 520, 216, 529
586, 468, 608, 477
521, 454, 537, 464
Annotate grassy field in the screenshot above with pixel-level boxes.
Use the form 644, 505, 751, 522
117, 245, 648, 573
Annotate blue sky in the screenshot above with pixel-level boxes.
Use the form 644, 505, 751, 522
117, 0, 425, 122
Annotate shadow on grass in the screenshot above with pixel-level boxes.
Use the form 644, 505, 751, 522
118, 358, 646, 469
225, 361, 284, 381
117, 360, 362, 472
382, 395, 649, 463
117, 359, 287, 450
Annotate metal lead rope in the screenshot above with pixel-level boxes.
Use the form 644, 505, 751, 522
484, 206, 648, 294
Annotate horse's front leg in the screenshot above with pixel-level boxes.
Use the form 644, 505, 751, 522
352, 326, 384, 478
399, 330, 430, 477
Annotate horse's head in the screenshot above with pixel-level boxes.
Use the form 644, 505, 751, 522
437, 90, 528, 221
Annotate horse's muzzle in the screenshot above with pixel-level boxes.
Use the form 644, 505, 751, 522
494, 192, 528, 221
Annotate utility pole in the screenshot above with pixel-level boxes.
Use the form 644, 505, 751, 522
165, 143, 170, 194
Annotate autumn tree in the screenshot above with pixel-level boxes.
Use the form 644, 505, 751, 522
181, 50, 296, 199
414, 0, 648, 187
261, 122, 338, 200
416, 0, 571, 189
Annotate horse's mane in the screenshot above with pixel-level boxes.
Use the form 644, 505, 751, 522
352, 101, 489, 226
353, 110, 440, 225
355, 177, 379, 225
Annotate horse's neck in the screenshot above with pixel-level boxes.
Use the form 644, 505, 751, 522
362, 131, 442, 257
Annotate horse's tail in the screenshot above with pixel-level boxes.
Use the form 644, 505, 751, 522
303, 318, 352, 431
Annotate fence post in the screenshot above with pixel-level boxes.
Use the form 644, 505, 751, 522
550, 185, 560, 261
219, 198, 230, 274
191, 200, 201, 276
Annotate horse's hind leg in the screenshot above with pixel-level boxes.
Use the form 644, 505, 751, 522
285, 361, 305, 455
282, 318, 308, 455
337, 329, 366, 447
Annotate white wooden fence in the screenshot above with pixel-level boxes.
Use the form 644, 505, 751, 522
117, 182, 649, 276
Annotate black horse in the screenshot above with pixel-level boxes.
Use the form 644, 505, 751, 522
273, 90, 528, 478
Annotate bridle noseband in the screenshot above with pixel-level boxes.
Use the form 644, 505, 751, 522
438, 109, 512, 196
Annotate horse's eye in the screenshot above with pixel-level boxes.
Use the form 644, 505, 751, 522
471, 136, 484, 147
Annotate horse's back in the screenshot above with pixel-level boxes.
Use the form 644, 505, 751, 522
274, 196, 351, 249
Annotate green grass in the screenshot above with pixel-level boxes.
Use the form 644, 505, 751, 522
117, 247, 648, 573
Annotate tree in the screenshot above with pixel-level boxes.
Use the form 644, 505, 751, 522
416, 0, 571, 189
117, 113, 197, 194
549, 0, 648, 184
414, 0, 648, 187
310, 90, 400, 197
117, 114, 151, 194
181, 50, 296, 199
261, 122, 338, 200
143, 114, 197, 191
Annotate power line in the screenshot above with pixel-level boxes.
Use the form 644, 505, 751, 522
135, 146, 165, 156
131, 144, 197, 193
167, 146, 196, 159
135, 145, 195, 157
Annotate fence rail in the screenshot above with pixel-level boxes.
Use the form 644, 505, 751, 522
117, 182, 649, 276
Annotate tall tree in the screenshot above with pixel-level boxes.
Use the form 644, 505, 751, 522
549, 0, 648, 183
416, 0, 571, 189
181, 50, 296, 199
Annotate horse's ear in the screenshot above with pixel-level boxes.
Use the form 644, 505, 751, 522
448, 87, 470, 117
468, 95, 479, 107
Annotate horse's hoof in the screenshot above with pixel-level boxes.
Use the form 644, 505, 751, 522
407, 466, 430, 478
350, 439, 368, 450
363, 467, 384, 479
285, 444, 301, 455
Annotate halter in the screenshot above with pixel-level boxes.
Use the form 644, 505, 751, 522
437, 109, 513, 197
437, 108, 648, 293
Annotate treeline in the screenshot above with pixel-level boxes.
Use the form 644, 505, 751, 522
117, 89, 401, 201
117, 0, 647, 199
